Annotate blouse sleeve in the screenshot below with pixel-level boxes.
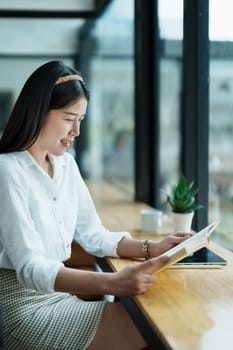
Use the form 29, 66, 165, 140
0, 161, 63, 293
73, 161, 131, 257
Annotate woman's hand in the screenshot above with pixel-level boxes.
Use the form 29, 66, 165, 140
108, 255, 169, 296
149, 232, 192, 257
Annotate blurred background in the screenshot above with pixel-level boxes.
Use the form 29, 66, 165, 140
0, 0, 233, 250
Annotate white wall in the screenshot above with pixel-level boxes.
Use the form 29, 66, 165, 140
0, 58, 74, 103
0, 0, 95, 11
0, 18, 83, 55
0, 16, 82, 104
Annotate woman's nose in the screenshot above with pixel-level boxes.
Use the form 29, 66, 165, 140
70, 122, 80, 136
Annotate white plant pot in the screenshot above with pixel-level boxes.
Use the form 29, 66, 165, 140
172, 212, 194, 232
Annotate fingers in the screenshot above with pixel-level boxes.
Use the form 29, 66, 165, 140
132, 268, 157, 295
132, 276, 156, 295
135, 254, 170, 275
142, 273, 156, 285
171, 234, 192, 244
139, 273, 157, 294
123, 256, 170, 295
175, 231, 192, 238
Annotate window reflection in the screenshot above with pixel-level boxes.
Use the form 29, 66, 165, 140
80, 0, 135, 195
158, 0, 183, 209
209, 61, 233, 249
209, 1, 233, 250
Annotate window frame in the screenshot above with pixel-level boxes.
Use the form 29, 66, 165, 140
134, 0, 209, 231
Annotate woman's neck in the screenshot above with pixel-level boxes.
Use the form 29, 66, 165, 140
27, 147, 53, 178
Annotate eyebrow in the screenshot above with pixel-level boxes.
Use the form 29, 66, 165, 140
64, 111, 78, 117
64, 111, 86, 119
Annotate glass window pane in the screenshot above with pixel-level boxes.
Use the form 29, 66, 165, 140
209, 0, 233, 250
80, 0, 135, 196
158, 0, 183, 209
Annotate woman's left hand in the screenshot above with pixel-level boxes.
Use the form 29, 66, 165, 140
149, 232, 192, 257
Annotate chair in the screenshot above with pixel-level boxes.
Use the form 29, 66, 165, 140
0, 304, 3, 347
64, 241, 103, 301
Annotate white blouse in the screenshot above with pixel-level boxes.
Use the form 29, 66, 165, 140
0, 151, 131, 293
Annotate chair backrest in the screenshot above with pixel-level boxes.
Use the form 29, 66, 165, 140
0, 304, 3, 347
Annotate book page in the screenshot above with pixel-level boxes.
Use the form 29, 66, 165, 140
152, 221, 219, 273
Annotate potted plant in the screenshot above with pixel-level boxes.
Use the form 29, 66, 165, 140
164, 175, 203, 232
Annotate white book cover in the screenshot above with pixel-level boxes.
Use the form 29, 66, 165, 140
153, 222, 219, 273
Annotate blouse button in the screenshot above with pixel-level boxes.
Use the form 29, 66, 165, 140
66, 244, 70, 249
52, 197, 57, 201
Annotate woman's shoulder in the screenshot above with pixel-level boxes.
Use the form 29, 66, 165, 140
0, 152, 17, 168
0, 152, 26, 184
0, 151, 31, 166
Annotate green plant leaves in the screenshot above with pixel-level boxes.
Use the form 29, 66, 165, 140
165, 175, 203, 213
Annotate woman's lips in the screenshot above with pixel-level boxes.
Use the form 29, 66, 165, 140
61, 139, 72, 147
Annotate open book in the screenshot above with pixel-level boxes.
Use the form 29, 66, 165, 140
154, 221, 220, 273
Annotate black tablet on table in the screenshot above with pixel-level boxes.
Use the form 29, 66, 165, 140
172, 247, 227, 268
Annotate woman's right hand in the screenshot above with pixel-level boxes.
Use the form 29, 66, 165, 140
108, 255, 169, 296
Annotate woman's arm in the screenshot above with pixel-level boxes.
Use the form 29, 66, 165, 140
117, 234, 191, 259
54, 254, 169, 297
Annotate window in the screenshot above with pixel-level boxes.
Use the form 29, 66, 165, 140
209, 0, 233, 249
79, 0, 135, 196
158, 0, 183, 208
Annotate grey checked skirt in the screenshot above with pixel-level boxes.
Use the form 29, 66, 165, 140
0, 269, 107, 350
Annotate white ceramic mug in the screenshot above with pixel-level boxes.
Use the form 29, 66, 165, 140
141, 208, 162, 232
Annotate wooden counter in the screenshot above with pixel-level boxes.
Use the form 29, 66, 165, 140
87, 181, 233, 350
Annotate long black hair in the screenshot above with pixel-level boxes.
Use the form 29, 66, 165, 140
0, 61, 89, 154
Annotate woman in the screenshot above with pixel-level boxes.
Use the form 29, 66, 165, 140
0, 61, 189, 350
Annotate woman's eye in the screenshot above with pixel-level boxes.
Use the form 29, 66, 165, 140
65, 119, 73, 122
